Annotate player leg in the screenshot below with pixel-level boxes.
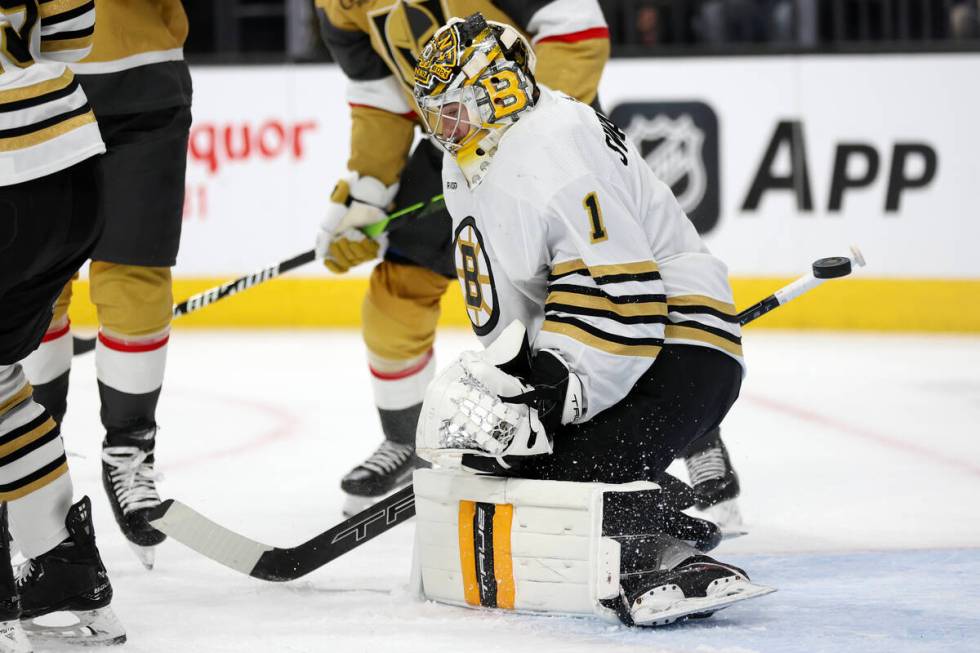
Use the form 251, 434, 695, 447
91, 262, 172, 568
86, 105, 190, 568
20, 280, 74, 427
341, 261, 448, 515
340, 140, 454, 515
0, 159, 125, 646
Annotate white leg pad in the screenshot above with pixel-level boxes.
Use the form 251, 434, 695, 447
411, 468, 659, 621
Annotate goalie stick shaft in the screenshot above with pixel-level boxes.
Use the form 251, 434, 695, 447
148, 248, 864, 582
72, 194, 448, 356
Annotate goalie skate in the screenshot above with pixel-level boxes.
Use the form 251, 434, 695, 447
610, 557, 774, 627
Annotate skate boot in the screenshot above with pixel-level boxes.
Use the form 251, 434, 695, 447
340, 440, 418, 516
684, 428, 743, 534
601, 533, 773, 627
0, 506, 30, 653
17, 497, 126, 646
101, 425, 165, 569
611, 555, 774, 626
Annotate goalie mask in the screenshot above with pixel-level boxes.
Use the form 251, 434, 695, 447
413, 13, 537, 187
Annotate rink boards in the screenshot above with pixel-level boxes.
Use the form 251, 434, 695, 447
70, 54, 980, 332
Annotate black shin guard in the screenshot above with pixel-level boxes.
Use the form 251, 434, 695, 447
377, 403, 422, 447
30, 370, 70, 426
97, 381, 160, 441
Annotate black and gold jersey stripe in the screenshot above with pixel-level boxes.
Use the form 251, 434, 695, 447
549, 258, 662, 282
546, 284, 667, 325
1, 0, 103, 184
0, 452, 68, 501
665, 321, 743, 358
39, 0, 94, 22
41, 28, 95, 55
0, 102, 94, 152
0, 70, 79, 112
0, 382, 32, 415
542, 314, 664, 358
0, 412, 59, 464
667, 294, 740, 324
0, 410, 68, 502
549, 258, 661, 285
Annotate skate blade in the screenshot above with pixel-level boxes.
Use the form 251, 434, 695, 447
631, 578, 775, 627
342, 493, 380, 517
0, 619, 32, 653
129, 542, 156, 570
22, 606, 126, 646
342, 479, 412, 517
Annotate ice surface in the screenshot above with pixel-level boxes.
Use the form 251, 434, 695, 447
45, 329, 980, 652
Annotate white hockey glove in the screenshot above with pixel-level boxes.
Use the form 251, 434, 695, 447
315, 175, 398, 274
417, 321, 585, 469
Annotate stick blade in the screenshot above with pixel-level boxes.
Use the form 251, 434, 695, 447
148, 499, 273, 577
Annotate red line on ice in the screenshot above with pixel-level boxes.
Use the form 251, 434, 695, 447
745, 394, 980, 479
164, 388, 301, 470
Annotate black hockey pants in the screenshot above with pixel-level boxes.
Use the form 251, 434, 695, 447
466, 344, 742, 484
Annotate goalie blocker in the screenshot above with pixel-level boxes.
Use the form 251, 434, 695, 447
411, 468, 773, 626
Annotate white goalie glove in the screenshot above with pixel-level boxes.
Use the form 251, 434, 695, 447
417, 321, 585, 468
315, 174, 398, 274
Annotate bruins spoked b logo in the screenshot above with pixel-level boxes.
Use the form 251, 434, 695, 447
454, 217, 499, 336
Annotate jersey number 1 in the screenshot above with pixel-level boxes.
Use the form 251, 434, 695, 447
583, 192, 607, 243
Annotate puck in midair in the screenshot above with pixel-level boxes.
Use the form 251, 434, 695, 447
812, 256, 852, 279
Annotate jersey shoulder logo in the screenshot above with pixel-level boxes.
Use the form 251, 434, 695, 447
594, 111, 629, 166
454, 216, 500, 337
368, 0, 447, 91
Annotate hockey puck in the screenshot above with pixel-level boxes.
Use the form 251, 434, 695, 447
812, 256, 852, 279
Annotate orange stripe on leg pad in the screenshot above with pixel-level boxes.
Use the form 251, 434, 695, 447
492, 504, 515, 609
458, 500, 480, 606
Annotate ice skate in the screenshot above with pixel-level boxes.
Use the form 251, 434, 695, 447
101, 426, 166, 569
17, 498, 126, 646
684, 430, 745, 536
0, 507, 30, 653
340, 440, 417, 516
608, 555, 774, 627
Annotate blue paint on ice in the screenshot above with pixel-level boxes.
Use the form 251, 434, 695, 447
636, 548, 980, 653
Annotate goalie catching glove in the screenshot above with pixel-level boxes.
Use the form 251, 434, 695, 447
315, 174, 398, 273
417, 321, 584, 468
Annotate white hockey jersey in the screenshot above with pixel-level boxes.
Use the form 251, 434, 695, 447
0, 1, 104, 187
443, 86, 744, 422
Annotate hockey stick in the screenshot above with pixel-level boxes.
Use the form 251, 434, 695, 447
71, 195, 447, 356
147, 247, 865, 581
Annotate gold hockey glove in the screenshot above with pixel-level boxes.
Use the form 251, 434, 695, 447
315, 175, 398, 274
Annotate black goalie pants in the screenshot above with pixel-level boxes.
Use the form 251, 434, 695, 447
466, 344, 742, 484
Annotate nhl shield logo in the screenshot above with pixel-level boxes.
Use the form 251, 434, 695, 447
610, 102, 720, 235
625, 114, 707, 217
